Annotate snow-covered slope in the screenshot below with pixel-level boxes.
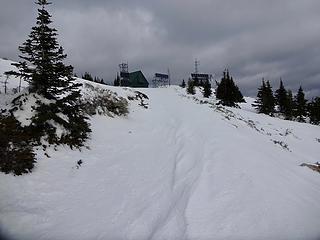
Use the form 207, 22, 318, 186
1, 60, 320, 240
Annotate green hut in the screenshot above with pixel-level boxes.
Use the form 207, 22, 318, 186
121, 71, 149, 88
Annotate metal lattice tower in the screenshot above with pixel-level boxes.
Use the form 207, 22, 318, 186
195, 59, 200, 74
119, 62, 128, 73
119, 62, 129, 87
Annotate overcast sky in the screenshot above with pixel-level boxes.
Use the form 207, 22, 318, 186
1, 0, 320, 97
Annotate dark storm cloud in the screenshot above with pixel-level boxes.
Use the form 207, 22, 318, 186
1, 0, 320, 98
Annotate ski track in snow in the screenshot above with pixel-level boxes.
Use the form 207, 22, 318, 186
1, 63, 320, 240
144, 92, 208, 240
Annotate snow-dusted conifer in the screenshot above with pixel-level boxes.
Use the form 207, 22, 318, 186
309, 97, 320, 124
264, 80, 275, 115
216, 69, 245, 107
294, 86, 307, 122
114, 74, 120, 86
6, 0, 90, 147
284, 90, 294, 120
202, 79, 212, 98
187, 78, 195, 95
82, 72, 94, 81
252, 79, 275, 115
275, 79, 287, 114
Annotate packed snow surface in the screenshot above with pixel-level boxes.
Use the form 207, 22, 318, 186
0, 59, 320, 240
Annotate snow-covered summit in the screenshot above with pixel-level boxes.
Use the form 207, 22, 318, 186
0, 60, 320, 240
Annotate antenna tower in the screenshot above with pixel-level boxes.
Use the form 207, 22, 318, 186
119, 62, 128, 73
195, 59, 200, 74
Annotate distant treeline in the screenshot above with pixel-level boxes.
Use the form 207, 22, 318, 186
182, 70, 320, 125
78, 72, 106, 85
183, 69, 245, 107
252, 79, 320, 124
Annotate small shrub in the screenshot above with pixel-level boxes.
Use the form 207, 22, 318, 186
272, 140, 290, 151
82, 85, 129, 117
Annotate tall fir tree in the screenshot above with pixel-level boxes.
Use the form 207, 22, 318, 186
202, 79, 212, 98
252, 79, 275, 115
186, 78, 195, 95
233, 79, 245, 103
308, 97, 320, 125
252, 79, 267, 114
265, 81, 275, 115
216, 69, 245, 107
275, 79, 287, 114
0, 115, 36, 175
5, 0, 90, 147
114, 74, 120, 86
198, 79, 204, 87
284, 90, 294, 120
294, 86, 307, 122
193, 75, 199, 87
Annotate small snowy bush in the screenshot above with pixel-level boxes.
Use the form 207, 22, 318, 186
82, 84, 129, 117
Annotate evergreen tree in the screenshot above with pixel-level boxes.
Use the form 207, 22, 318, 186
252, 79, 275, 115
82, 73, 104, 84
193, 75, 199, 87
294, 86, 307, 122
0, 115, 35, 175
202, 79, 212, 98
114, 74, 120, 86
233, 77, 245, 103
252, 80, 267, 113
216, 69, 245, 107
275, 79, 287, 114
186, 78, 195, 95
180, 79, 186, 88
82, 72, 93, 81
5, 0, 90, 147
265, 81, 275, 115
309, 97, 320, 125
284, 90, 294, 120
198, 79, 204, 87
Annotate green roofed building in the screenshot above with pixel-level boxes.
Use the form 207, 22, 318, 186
120, 70, 149, 88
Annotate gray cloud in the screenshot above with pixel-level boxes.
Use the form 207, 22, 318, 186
1, 0, 320, 98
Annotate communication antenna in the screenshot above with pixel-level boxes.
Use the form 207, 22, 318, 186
195, 59, 200, 74
119, 62, 129, 73
119, 62, 129, 87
